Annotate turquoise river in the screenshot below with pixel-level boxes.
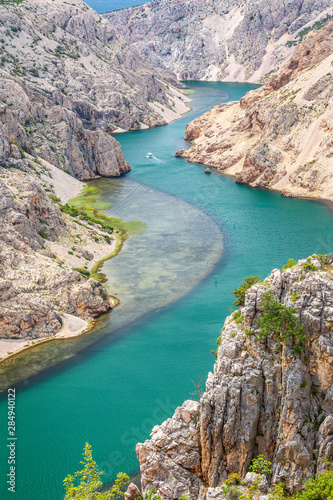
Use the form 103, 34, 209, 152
1, 82, 333, 499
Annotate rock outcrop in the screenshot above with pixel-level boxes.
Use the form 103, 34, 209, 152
105, 0, 333, 83
0, 0, 188, 180
176, 20, 333, 202
0, 157, 115, 339
137, 255, 333, 499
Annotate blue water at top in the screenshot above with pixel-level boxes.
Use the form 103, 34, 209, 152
85, 0, 150, 13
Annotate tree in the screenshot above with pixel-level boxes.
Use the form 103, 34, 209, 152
232, 276, 259, 307
64, 443, 129, 499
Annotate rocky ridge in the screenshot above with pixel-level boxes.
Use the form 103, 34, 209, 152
136, 254, 333, 499
105, 0, 333, 83
0, 0, 188, 180
176, 20, 333, 202
0, 155, 116, 342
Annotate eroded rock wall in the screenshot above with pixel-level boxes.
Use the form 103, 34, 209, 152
105, 0, 333, 83
137, 256, 333, 499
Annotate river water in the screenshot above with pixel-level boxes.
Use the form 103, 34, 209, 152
0, 82, 333, 499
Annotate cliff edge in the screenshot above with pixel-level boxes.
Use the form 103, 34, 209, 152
0, 0, 189, 180
136, 254, 333, 499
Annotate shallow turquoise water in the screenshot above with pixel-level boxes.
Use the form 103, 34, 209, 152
0, 81, 333, 500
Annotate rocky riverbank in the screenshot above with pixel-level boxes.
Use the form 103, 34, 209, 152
176, 20, 333, 202
134, 254, 333, 500
0, 153, 122, 362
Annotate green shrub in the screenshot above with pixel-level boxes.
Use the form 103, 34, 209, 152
221, 483, 242, 499
282, 258, 297, 272
290, 293, 299, 303
233, 276, 259, 307
64, 443, 128, 499
303, 261, 318, 272
292, 469, 333, 499
256, 292, 306, 354
225, 473, 244, 486
249, 454, 272, 475
317, 254, 332, 265
269, 482, 287, 499
74, 268, 91, 279
233, 310, 244, 324
39, 230, 48, 239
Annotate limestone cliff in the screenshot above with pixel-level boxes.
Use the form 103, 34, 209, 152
0, 154, 115, 340
176, 20, 333, 202
136, 254, 333, 499
0, 0, 188, 180
105, 0, 333, 83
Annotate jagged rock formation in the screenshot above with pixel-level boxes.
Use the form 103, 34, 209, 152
0, 0, 188, 179
0, 157, 114, 339
176, 20, 333, 202
105, 0, 333, 83
137, 255, 333, 499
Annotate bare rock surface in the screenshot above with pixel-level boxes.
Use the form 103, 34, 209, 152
176, 20, 333, 202
0, 160, 116, 344
105, 0, 333, 83
137, 255, 333, 499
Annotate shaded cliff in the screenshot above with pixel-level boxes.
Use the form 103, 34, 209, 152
176, 20, 333, 202
136, 254, 333, 499
0, 0, 188, 180
105, 0, 333, 83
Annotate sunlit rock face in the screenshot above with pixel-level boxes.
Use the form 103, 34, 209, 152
176, 20, 333, 203
105, 0, 332, 82
137, 256, 333, 499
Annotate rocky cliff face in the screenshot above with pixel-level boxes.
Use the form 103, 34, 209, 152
136, 254, 333, 499
176, 20, 333, 202
105, 0, 332, 83
0, 155, 114, 339
0, 0, 188, 180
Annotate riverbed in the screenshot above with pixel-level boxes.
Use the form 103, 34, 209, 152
0, 81, 332, 500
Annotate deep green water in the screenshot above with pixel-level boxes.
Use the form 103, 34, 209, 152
1, 81, 333, 500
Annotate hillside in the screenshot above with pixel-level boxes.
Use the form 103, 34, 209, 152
0, 0, 188, 180
105, 0, 333, 83
176, 20, 333, 202
0, 152, 119, 359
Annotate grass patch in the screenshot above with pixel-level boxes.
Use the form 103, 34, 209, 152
67, 184, 146, 237
65, 184, 146, 282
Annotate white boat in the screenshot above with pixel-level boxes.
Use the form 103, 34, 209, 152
147, 152, 153, 158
